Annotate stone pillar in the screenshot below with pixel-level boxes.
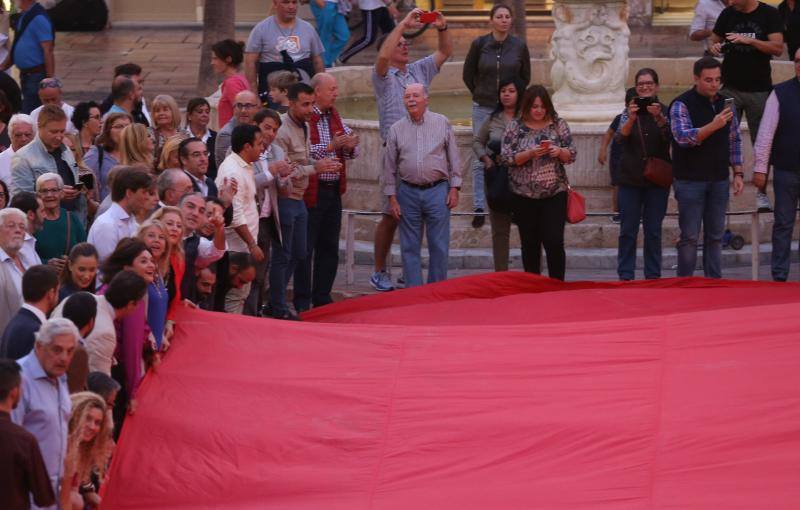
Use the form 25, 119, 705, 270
627, 0, 653, 27
550, 0, 630, 123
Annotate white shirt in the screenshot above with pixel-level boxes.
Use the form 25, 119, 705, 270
87, 202, 139, 264
21, 303, 47, 325
358, 0, 387, 10
0, 246, 30, 297
184, 233, 227, 268
52, 295, 117, 376
256, 158, 274, 219
0, 146, 15, 192
216, 153, 259, 253
20, 233, 42, 266
31, 102, 77, 134
689, 0, 727, 52
184, 126, 212, 145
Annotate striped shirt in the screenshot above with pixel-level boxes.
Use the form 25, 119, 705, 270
669, 100, 743, 167
309, 105, 358, 182
383, 110, 462, 196
372, 55, 439, 141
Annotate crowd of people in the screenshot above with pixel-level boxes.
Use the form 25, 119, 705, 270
1, 0, 800, 507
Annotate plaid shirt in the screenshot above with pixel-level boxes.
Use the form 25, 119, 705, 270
309, 105, 358, 182
669, 99, 743, 167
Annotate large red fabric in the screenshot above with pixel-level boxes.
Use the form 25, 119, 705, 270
102, 274, 800, 509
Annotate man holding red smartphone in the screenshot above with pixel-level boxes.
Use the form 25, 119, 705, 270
369, 8, 451, 292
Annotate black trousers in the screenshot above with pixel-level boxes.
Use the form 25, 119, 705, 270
339, 7, 396, 63
512, 191, 567, 281
293, 185, 342, 311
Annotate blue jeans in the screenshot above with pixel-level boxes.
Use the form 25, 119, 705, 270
617, 185, 669, 280
674, 179, 729, 278
311, 2, 350, 67
20, 71, 45, 114
396, 181, 450, 287
293, 186, 342, 311
771, 169, 800, 282
269, 198, 308, 316
471, 104, 494, 211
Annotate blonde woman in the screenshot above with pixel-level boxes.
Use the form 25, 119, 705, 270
137, 219, 172, 350
156, 133, 189, 173
149, 94, 181, 162
119, 123, 155, 170
149, 206, 186, 331
61, 392, 111, 510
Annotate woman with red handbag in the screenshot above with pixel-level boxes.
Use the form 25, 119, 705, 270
500, 85, 576, 280
615, 68, 672, 281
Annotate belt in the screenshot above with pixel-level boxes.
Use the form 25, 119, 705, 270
401, 179, 446, 190
19, 64, 46, 75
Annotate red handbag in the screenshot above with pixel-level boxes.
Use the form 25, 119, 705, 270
566, 186, 586, 224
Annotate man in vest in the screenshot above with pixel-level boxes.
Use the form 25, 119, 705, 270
669, 56, 745, 279
753, 49, 800, 282
293, 72, 358, 312
178, 193, 226, 302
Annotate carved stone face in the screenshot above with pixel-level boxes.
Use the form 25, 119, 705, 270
575, 26, 615, 61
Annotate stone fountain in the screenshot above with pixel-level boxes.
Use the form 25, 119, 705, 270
550, 0, 630, 123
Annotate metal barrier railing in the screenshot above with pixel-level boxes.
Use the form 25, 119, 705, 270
342, 209, 767, 284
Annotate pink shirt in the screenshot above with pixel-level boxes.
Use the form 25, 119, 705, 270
218, 74, 251, 127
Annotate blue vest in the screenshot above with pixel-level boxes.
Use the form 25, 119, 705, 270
670, 87, 731, 182
769, 78, 800, 172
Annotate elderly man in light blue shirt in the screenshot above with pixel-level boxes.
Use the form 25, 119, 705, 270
12, 317, 80, 510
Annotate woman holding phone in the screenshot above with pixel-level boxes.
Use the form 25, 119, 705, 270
500, 85, 576, 280
615, 68, 671, 281
463, 4, 531, 228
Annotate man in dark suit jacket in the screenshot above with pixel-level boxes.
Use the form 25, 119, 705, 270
0, 265, 59, 359
179, 137, 219, 198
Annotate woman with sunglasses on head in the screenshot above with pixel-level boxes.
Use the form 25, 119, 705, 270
184, 97, 218, 180
84, 112, 132, 201
463, 4, 531, 229
615, 68, 671, 281
501, 85, 577, 281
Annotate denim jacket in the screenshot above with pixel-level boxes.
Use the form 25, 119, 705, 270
11, 136, 87, 226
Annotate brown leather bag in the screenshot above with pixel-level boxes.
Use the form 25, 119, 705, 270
637, 118, 673, 189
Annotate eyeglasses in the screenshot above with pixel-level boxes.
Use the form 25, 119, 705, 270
38, 188, 62, 195
234, 103, 259, 110
636, 81, 656, 88
39, 77, 63, 89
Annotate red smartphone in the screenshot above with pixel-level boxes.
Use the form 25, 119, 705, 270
419, 11, 437, 23
540, 139, 551, 150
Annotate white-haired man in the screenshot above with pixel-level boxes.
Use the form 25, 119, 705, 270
0, 114, 36, 189
384, 83, 461, 288
11, 317, 80, 510
1, 208, 37, 331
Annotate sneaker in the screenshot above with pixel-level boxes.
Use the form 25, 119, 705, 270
274, 312, 301, 321
396, 273, 405, 289
756, 191, 772, 212
369, 270, 395, 292
611, 214, 621, 224
472, 208, 485, 228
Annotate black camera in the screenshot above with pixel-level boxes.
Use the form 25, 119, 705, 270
634, 96, 654, 111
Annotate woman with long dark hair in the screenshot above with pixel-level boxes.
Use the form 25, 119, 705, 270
211, 39, 250, 127
500, 85, 577, 280
463, 4, 531, 228
615, 68, 671, 280
472, 76, 524, 271
59, 243, 98, 301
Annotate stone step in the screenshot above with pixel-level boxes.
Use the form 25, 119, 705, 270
339, 240, 792, 271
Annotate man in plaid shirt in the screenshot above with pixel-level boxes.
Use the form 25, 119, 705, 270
293, 73, 358, 312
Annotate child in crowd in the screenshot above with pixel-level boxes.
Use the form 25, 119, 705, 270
598, 87, 636, 223
267, 71, 298, 113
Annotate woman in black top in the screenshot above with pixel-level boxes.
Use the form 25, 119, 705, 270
463, 4, 531, 228
615, 68, 672, 281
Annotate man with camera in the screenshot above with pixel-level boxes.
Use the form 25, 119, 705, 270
710, 0, 783, 211
669, 57, 745, 279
